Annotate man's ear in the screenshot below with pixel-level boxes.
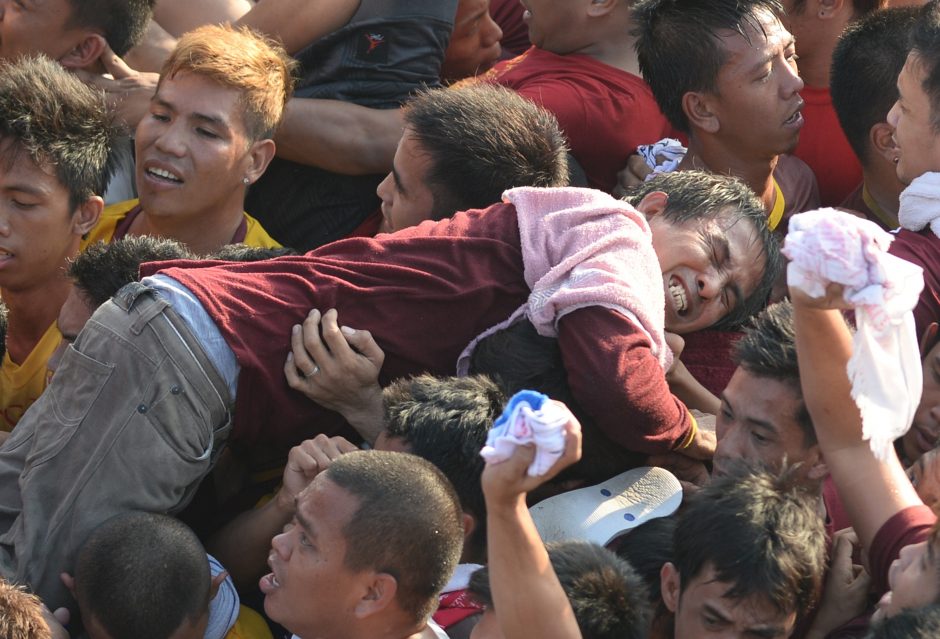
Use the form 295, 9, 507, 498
354, 572, 399, 619
635, 191, 669, 219
682, 92, 720, 135
242, 139, 277, 186
72, 196, 104, 236
461, 512, 477, 545
586, 0, 617, 18
805, 445, 829, 481
209, 570, 228, 601
59, 34, 108, 70
660, 562, 681, 614
871, 121, 899, 167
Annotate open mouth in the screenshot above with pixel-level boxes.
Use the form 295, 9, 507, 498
146, 167, 183, 184
669, 276, 689, 315
784, 102, 804, 126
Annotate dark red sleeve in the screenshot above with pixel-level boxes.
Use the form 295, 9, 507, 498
870, 505, 936, 595
557, 306, 693, 455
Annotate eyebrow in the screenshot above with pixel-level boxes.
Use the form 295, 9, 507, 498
152, 97, 230, 130
293, 499, 319, 541
2, 183, 48, 198
747, 36, 796, 76
719, 394, 777, 433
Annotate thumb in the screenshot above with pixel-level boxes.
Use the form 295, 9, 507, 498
99, 43, 136, 79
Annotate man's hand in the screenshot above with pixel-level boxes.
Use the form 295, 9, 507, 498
274, 434, 358, 513
481, 405, 582, 510
788, 282, 851, 312
645, 451, 710, 486
678, 412, 717, 461
805, 529, 871, 639
284, 308, 385, 440
613, 154, 653, 198
74, 44, 158, 129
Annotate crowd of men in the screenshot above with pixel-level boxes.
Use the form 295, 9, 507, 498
1, 0, 940, 637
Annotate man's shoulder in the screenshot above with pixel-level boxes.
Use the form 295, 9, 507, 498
775, 154, 821, 216
489, 47, 650, 95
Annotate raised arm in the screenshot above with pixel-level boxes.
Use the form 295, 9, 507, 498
791, 286, 922, 554
481, 407, 584, 639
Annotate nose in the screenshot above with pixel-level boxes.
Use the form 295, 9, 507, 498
154, 121, 186, 158
887, 100, 901, 129
782, 60, 804, 97
271, 528, 293, 559
376, 172, 393, 201
482, 13, 503, 47
696, 268, 723, 301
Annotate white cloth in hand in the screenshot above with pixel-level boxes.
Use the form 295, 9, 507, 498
480, 391, 568, 477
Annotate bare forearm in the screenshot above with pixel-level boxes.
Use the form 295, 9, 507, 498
274, 98, 402, 175
207, 492, 293, 590
486, 498, 581, 639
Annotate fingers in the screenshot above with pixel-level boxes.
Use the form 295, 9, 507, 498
340, 325, 386, 367
98, 43, 136, 79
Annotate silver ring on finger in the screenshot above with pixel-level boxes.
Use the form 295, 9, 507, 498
305, 364, 320, 378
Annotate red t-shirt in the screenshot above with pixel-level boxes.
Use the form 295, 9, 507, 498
793, 85, 863, 208
472, 47, 672, 193
141, 203, 691, 455
870, 505, 936, 595
887, 228, 940, 339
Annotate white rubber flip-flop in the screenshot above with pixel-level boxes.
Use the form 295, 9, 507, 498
530, 466, 682, 546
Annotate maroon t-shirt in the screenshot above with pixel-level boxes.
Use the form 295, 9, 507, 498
470, 47, 672, 193
141, 203, 692, 454
888, 228, 940, 339
870, 505, 936, 595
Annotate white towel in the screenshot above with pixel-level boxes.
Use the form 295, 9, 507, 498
480, 391, 569, 477
899, 172, 940, 238
784, 208, 924, 460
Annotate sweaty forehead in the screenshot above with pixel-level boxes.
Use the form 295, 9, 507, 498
717, 9, 791, 62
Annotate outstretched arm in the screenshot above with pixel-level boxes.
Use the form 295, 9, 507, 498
791, 285, 922, 555
481, 406, 583, 639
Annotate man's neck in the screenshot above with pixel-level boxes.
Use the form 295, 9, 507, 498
796, 13, 856, 88
863, 164, 903, 222
2, 278, 71, 364
572, 14, 641, 75
682, 138, 778, 213
131, 200, 245, 255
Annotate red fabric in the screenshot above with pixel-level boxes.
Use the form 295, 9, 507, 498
141, 202, 691, 455
887, 228, 940, 339
793, 85, 862, 207
433, 589, 484, 629
870, 505, 936, 595
840, 184, 883, 229
822, 476, 852, 539
476, 47, 671, 193
676, 329, 742, 397
559, 307, 692, 455
344, 208, 383, 238
489, 0, 529, 56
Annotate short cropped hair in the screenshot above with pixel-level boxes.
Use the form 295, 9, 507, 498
66, 0, 154, 56
74, 512, 210, 639
403, 85, 569, 218
207, 244, 298, 261
383, 374, 505, 555
831, 7, 919, 165
324, 451, 464, 623
160, 25, 296, 141
733, 301, 815, 446
674, 464, 826, 623
0, 56, 119, 209
635, 0, 784, 133
0, 579, 51, 639
866, 604, 940, 638
624, 170, 781, 329
468, 541, 651, 639
911, 1, 940, 132
69, 237, 193, 309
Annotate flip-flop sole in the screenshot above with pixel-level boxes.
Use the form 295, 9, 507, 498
530, 466, 682, 546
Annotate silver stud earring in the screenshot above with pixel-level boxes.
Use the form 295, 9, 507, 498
243, 177, 251, 185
